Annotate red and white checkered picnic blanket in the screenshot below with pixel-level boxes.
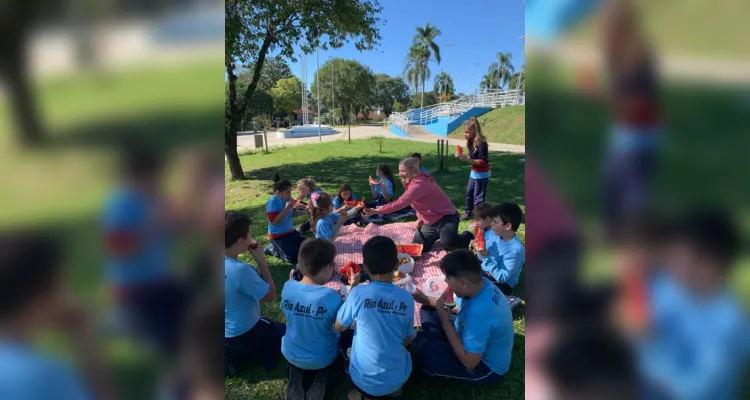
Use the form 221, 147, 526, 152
324, 222, 445, 326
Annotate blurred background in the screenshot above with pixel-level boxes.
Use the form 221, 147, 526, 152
525, 0, 750, 399
0, 0, 223, 398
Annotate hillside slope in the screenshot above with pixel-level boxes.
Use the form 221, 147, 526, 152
449, 106, 525, 145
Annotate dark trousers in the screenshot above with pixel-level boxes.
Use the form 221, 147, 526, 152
225, 317, 286, 376
286, 330, 354, 400
413, 213, 469, 252
411, 307, 502, 385
266, 231, 307, 265
483, 272, 514, 296
300, 219, 312, 233
464, 177, 489, 216
118, 278, 189, 357
365, 195, 390, 209
602, 146, 656, 239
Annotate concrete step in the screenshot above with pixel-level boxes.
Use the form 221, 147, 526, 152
406, 125, 434, 137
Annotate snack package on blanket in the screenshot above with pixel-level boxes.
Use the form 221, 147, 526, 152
456, 145, 464, 156
338, 261, 361, 281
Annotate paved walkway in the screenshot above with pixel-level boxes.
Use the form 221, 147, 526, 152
238, 125, 525, 154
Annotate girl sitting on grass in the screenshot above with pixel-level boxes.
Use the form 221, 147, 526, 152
334, 183, 364, 226
311, 193, 357, 241
297, 178, 323, 233
368, 163, 395, 208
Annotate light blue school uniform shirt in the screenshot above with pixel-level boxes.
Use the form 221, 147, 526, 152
479, 233, 525, 287
638, 273, 748, 400
332, 193, 357, 210
102, 186, 170, 286
0, 340, 92, 400
281, 281, 344, 370
266, 195, 295, 237
315, 213, 341, 241
454, 278, 514, 375
225, 257, 270, 338
337, 282, 415, 396
373, 178, 394, 198
419, 166, 430, 175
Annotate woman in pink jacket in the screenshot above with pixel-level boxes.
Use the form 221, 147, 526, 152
363, 157, 470, 252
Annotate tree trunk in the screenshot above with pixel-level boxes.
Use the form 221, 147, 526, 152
225, 117, 244, 180
1, 39, 43, 145
420, 78, 424, 108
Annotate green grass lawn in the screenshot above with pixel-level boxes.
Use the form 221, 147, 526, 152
449, 106, 525, 146
225, 138, 526, 400
0, 61, 223, 398
568, 0, 750, 60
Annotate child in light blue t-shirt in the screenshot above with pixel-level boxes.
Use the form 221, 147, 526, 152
335, 236, 414, 398
636, 210, 748, 400
368, 163, 396, 208
310, 193, 358, 241
462, 203, 525, 296
0, 233, 108, 400
281, 239, 358, 398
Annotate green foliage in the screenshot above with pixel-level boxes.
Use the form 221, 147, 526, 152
410, 91, 437, 108
484, 52, 515, 90
393, 100, 406, 112
225, 0, 384, 179
311, 58, 375, 124
270, 76, 302, 116
433, 71, 455, 99
373, 74, 410, 117
449, 106, 525, 145
237, 57, 293, 93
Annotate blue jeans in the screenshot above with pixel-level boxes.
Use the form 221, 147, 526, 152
465, 178, 489, 216
411, 307, 503, 385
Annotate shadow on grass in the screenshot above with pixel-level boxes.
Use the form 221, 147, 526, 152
229, 332, 526, 400
242, 152, 525, 209
41, 106, 223, 153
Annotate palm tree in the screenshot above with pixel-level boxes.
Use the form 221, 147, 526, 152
412, 23, 441, 107
479, 73, 498, 93
509, 68, 525, 91
493, 52, 515, 89
404, 44, 430, 108
433, 71, 454, 101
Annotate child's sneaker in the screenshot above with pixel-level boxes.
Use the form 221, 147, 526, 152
508, 296, 522, 309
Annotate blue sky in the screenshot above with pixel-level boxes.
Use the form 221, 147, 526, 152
272, 0, 525, 95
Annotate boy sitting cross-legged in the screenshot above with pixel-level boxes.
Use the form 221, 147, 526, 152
335, 236, 415, 400
411, 249, 513, 385
281, 238, 357, 400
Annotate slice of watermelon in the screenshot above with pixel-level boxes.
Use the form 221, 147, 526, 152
368, 175, 378, 184
474, 225, 485, 251
443, 287, 456, 307
338, 261, 361, 280
344, 200, 360, 207
396, 244, 423, 257
360, 197, 368, 211
456, 145, 464, 156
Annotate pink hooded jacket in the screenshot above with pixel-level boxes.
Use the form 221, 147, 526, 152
376, 173, 457, 225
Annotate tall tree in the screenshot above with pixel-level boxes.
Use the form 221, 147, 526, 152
509, 67, 525, 91
237, 57, 293, 93
372, 74, 410, 117
411, 23, 441, 108
311, 58, 374, 125
225, 0, 383, 180
270, 76, 302, 117
403, 45, 425, 98
480, 72, 498, 92
433, 71, 455, 101
492, 51, 515, 88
